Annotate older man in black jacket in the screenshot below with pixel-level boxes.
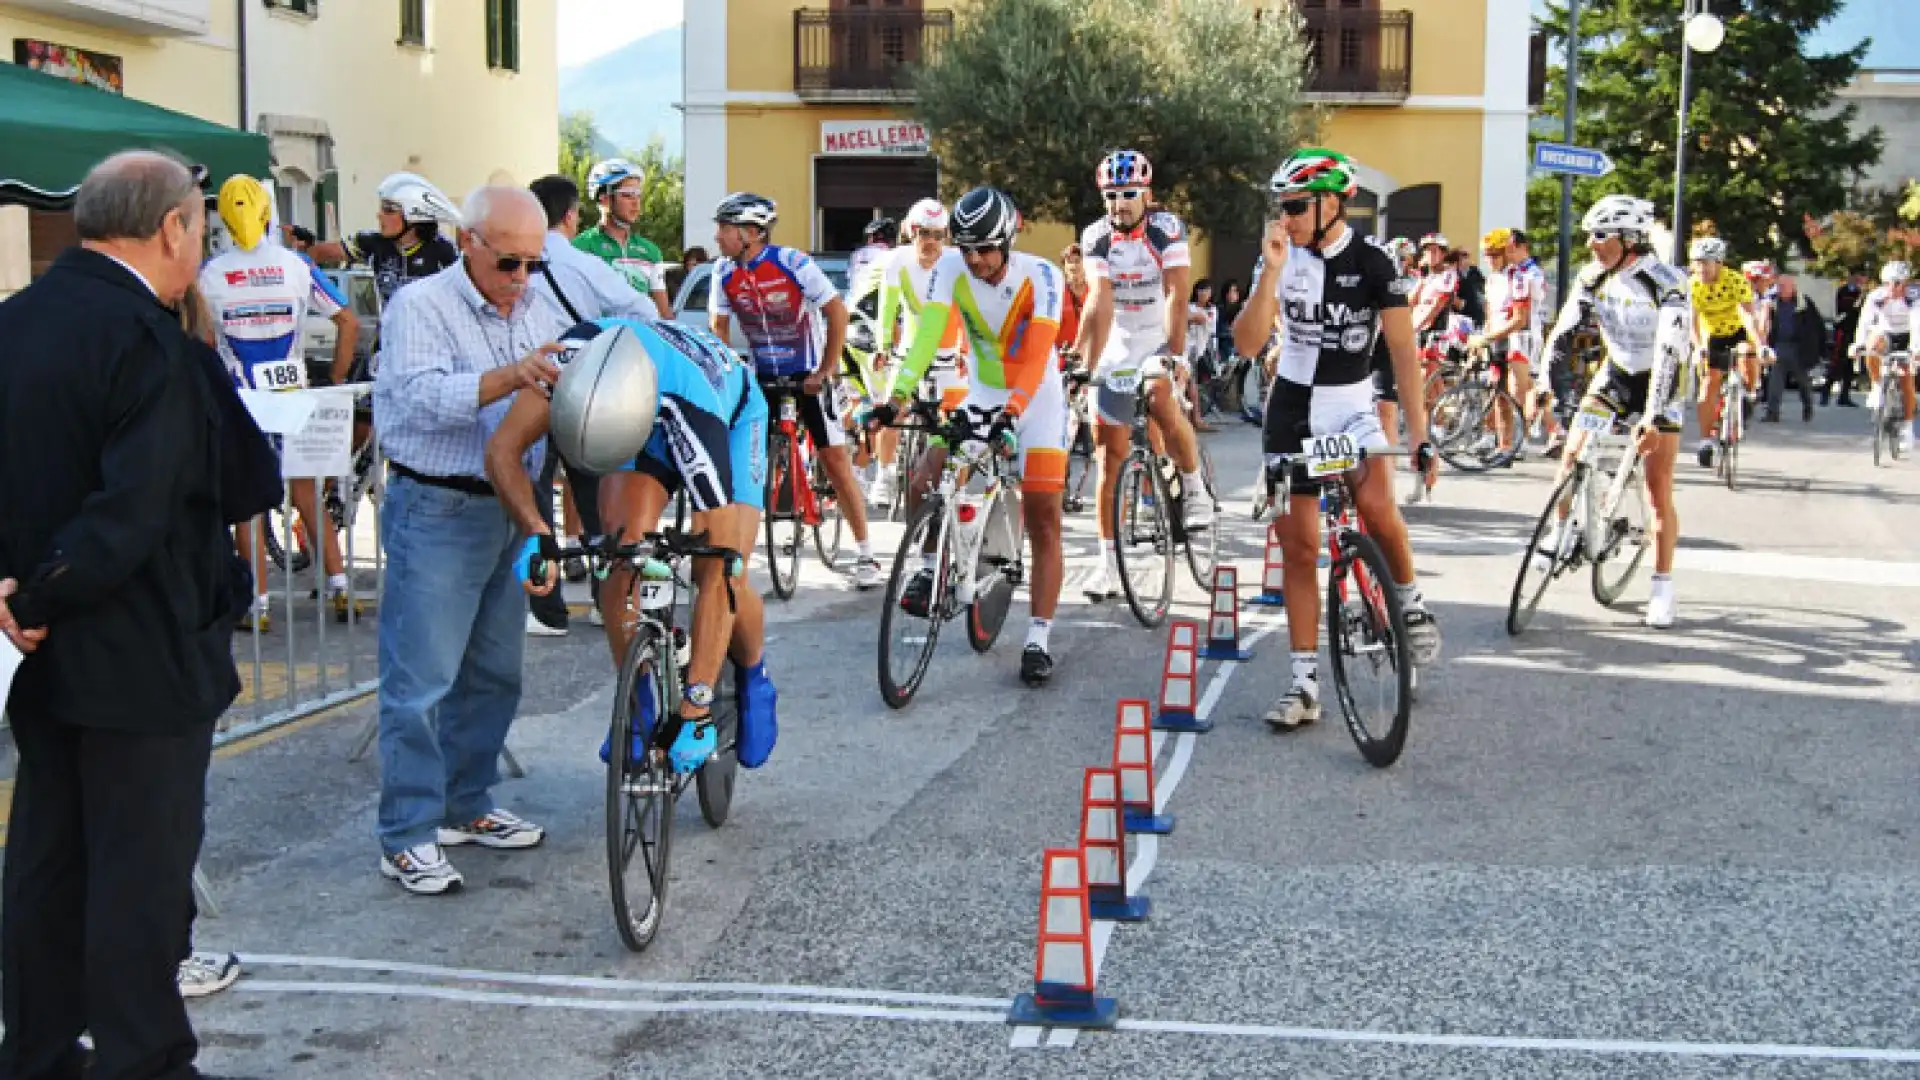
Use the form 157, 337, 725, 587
1762, 274, 1827, 423
0, 151, 251, 1080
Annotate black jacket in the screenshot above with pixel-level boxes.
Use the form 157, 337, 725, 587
0, 248, 251, 731
1767, 293, 1827, 358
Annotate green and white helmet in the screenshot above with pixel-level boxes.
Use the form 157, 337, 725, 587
1269, 148, 1360, 200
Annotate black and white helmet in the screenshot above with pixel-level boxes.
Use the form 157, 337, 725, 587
376, 171, 462, 227
1689, 236, 1729, 263
950, 187, 1019, 251
1581, 194, 1657, 241
714, 192, 778, 230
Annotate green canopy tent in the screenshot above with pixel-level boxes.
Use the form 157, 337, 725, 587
0, 61, 269, 209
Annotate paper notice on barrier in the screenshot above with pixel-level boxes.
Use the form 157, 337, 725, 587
0, 636, 21, 713
279, 388, 358, 479
237, 388, 318, 435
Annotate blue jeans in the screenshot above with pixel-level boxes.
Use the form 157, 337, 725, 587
375, 475, 527, 854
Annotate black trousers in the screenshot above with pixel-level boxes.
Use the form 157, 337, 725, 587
528, 443, 603, 626
1822, 333, 1856, 403
0, 714, 213, 1080
1765, 344, 1814, 415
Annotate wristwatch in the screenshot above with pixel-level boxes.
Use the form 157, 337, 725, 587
685, 682, 715, 709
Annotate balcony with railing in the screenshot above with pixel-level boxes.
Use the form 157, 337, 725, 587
1298, 8, 1413, 103
793, 8, 955, 103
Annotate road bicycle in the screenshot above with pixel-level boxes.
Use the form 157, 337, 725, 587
531, 529, 744, 953
1062, 366, 1097, 515
1711, 352, 1751, 490
880, 353, 959, 522
1507, 405, 1650, 635
1107, 359, 1219, 627
760, 376, 845, 599
1871, 350, 1910, 467
877, 407, 1026, 709
1430, 346, 1523, 473
1262, 433, 1415, 768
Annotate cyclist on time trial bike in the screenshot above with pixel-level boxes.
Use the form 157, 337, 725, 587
1231, 149, 1441, 731
485, 318, 778, 774
1687, 236, 1766, 468
870, 187, 1072, 687
1073, 150, 1212, 600
1857, 260, 1914, 454
707, 193, 882, 588
1538, 195, 1692, 629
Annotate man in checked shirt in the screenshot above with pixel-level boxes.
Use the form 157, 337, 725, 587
371, 186, 570, 896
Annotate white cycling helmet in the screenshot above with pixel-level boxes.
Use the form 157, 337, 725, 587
376, 171, 461, 227
587, 158, 644, 202
1581, 194, 1657, 239
905, 198, 950, 235
1881, 260, 1911, 284
1689, 236, 1729, 263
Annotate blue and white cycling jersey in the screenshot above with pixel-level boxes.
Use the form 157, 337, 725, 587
199, 244, 343, 391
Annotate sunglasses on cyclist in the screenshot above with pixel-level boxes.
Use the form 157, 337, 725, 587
473, 233, 548, 274
959, 243, 1002, 257
916, 229, 949, 242
1102, 189, 1146, 203
379, 200, 404, 215
1587, 230, 1621, 243
1274, 197, 1316, 218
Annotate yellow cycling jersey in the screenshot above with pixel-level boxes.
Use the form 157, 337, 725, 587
1690, 270, 1754, 338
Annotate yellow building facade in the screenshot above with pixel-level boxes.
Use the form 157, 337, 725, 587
0, 0, 556, 247
683, 0, 1532, 276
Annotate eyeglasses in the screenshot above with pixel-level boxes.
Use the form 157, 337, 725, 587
958, 243, 1000, 257
473, 232, 548, 274
1275, 197, 1314, 218
1102, 189, 1146, 203
916, 229, 949, 242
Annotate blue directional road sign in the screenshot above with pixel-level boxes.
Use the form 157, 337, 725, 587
1533, 142, 1615, 178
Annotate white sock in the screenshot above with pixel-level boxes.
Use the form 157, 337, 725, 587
1026, 617, 1052, 651
1099, 540, 1116, 571
327, 573, 348, 593
1394, 581, 1423, 609
1182, 470, 1202, 495
857, 540, 873, 560
1290, 650, 1318, 695
254, 594, 270, 613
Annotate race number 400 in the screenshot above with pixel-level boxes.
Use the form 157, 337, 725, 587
1306, 433, 1360, 477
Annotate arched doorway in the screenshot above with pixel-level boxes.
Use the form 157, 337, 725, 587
1385, 183, 1441, 244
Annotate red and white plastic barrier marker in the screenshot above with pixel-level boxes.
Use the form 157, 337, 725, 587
1114, 699, 1175, 835
1198, 565, 1255, 661
1247, 522, 1287, 607
1081, 767, 1150, 921
1007, 848, 1119, 1029
1152, 619, 1211, 733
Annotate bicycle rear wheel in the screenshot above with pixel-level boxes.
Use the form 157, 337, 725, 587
608, 629, 674, 952
696, 660, 739, 828
1326, 532, 1412, 768
1590, 452, 1649, 607
1507, 470, 1580, 636
764, 431, 804, 599
811, 455, 844, 568
1719, 389, 1741, 490
1112, 454, 1172, 628
1432, 383, 1499, 472
878, 497, 950, 708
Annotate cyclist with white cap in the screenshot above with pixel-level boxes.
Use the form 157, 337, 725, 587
575, 158, 673, 319
309, 171, 461, 306
869, 198, 966, 508
1857, 260, 1914, 453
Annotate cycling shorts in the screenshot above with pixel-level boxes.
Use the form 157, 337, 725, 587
1584, 363, 1683, 434
942, 368, 1070, 494
629, 378, 770, 514
1703, 332, 1745, 373
1094, 346, 1171, 426
759, 375, 846, 452
1262, 377, 1389, 495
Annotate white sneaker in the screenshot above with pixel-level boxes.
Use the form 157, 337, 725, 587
438, 808, 546, 850
1866, 386, 1883, 411
1644, 577, 1676, 629
1084, 563, 1119, 602
1184, 495, 1214, 530
381, 843, 464, 895
869, 473, 895, 509
525, 612, 566, 637
852, 556, 884, 589
178, 950, 240, 999
1265, 684, 1320, 730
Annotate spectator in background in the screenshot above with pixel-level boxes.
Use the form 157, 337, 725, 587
1059, 243, 1089, 359
1452, 248, 1487, 326
1187, 278, 1218, 428
1826, 270, 1866, 406
371, 186, 570, 895
1762, 274, 1825, 423
0, 150, 251, 1080
682, 245, 711, 272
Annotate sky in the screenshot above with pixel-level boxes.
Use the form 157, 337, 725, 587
556, 0, 682, 69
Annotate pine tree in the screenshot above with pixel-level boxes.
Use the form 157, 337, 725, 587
1527, 0, 1881, 266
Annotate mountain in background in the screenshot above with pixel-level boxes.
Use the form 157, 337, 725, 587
560, 28, 682, 157
1529, 0, 1913, 69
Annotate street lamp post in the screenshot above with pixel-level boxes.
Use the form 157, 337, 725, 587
1670, 0, 1725, 264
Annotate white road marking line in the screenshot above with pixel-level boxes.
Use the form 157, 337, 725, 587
232, 979, 1920, 1064
1045, 1027, 1078, 1047
1410, 528, 1920, 590
237, 953, 1009, 1009
1453, 654, 1919, 704
1008, 1026, 1043, 1048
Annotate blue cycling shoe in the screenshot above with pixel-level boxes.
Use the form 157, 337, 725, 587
735, 659, 778, 769
668, 715, 717, 774
599, 672, 658, 766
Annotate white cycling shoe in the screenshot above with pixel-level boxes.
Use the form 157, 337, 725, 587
1644, 577, 1676, 629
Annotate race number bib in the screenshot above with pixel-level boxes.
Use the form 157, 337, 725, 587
1573, 407, 1613, 434
779, 399, 800, 423
1306, 433, 1360, 477
1103, 369, 1142, 394
637, 580, 673, 612
250, 358, 306, 392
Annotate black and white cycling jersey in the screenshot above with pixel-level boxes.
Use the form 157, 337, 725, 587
1251, 227, 1410, 389
1545, 254, 1692, 421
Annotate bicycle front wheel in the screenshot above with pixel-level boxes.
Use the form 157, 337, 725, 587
1326, 532, 1412, 768
878, 496, 949, 709
1508, 470, 1580, 636
608, 629, 674, 952
1590, 452, 1649, 607
1182, 449, 1219, 590
1113, 454, 1172, 627
764, 431, 804, 599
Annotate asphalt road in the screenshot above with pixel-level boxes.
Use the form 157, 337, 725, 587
12, 400, 1920, 1079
